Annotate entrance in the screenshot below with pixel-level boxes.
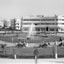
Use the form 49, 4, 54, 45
46, 27, 48, 31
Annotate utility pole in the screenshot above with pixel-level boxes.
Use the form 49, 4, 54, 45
54, 41, 58, 59
12, 30, 14, 43
13, 48, 17, 59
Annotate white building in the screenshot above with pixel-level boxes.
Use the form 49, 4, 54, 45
15, 18, 22, 30
5, 20, 11, 29
22, 15, 58, 34
0, 20, 4, 28
58, 15, 64, 32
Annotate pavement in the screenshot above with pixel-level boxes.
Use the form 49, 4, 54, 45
0, 58, 64, 64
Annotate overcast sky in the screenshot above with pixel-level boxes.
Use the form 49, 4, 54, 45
0, 0, 64, 19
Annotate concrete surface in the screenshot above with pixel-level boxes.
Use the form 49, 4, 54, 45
0, 58, 64, 64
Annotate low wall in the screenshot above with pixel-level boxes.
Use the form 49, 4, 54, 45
0, 46, 64, 58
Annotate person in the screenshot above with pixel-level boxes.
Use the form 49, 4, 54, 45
23, 40, 26, 47
33, 48, 39, 56
59, 37, 62, 42
58, 37, 63, 47
18, 39, 21, 44
33, 48, 39, 64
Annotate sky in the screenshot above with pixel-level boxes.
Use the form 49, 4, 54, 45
0, 0, 64, 19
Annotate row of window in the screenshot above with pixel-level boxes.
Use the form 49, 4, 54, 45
35, 28, 58, 31
23, 23, 64, 25
58, 19, 64, 21
23, 19, 64, 21
23, 19, 58, 21
23, 27, 58, 31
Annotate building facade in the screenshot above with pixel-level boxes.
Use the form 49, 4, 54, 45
10, 19, 16, 30
22, 15, 58, 34
58, 15, 64, 32
0, 20, 4, 28
15, 18, 22, 30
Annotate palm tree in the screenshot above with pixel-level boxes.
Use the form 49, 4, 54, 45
1, 44, 6, 54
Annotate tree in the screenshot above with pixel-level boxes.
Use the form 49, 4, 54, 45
1, 44, 7, 54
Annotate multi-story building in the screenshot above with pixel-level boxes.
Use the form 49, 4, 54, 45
58, 15, 64, 32
10, 19, 16, 30
0, 20, 4, 28
3, 20, 11, 29
15, 18, 22, 30
22, 15, 58, 34
7, 20, 11, 28
0, 15, 64, 33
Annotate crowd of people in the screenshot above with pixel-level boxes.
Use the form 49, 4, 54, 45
16, 37, 64, 48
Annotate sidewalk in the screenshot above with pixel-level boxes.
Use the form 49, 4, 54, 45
0, 58, 64, 64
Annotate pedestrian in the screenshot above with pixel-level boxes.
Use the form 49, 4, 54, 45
33, 48, 39, 64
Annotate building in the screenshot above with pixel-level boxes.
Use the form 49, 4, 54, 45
3, 19, 11, 29
15, 18, 22, 30
58, 15, 64, 32
0, 20, 4, 28
22, 15, 58, 34
10, 19, 16, 30
6, 20, 11, 28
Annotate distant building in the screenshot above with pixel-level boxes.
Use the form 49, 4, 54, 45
58, 15, 64, 32
0, 15, 64, 33
3, 20, 10, 29
6, 20, 11, 28
22, 15, 58, 34
15, 18, 22, 30
0, 20, 4, 28
10, 19, 16, 30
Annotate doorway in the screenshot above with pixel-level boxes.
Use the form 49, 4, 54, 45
46, 27, 48, 31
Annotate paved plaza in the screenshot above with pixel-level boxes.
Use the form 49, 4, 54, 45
0, 58, 64, 64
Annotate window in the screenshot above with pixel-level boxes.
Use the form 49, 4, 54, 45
35, 28, 40, 31
51, 23, 55, 25
23, 19, 40, 21
58, 19, 64, 21
56, 28, 58, 31
58, 23, 64, 25
15, 23, 19, 25
34, 23, 40, 25
41, 19, 55, 21
41, 28, 45, 31
23, 19, 29, 21
62, 19, 64, 21
23, 27, 29, 31
23, 23, 31, 25
50, 28, 54, 31
30, 19, 40, 21
41, 23, 44, 25
23, 19, 57, 21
